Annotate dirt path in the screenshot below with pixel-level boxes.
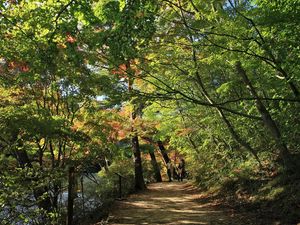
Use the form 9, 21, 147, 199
105, 181, 258, 225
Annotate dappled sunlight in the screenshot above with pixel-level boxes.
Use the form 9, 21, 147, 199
168, 208, 222, 214
107, 182, 241, 225
122, 200, 162, 209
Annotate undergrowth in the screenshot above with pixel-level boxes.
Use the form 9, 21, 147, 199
193, 154, 300, 224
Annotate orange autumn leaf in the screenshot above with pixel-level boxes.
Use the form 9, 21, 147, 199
66, 34, 76, 43
20, 64, 30, 72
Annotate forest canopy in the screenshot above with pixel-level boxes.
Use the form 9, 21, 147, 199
0, 0, 299, 224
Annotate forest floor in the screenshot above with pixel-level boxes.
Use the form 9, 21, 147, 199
93, 181, 286, 225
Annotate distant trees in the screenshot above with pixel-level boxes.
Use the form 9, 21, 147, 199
0, 0, 299, 223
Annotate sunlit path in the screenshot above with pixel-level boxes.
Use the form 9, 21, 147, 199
1, 1, 298, 224
105, 182, 256, 225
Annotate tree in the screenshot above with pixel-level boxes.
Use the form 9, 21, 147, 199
137, 0, 299, 167
0, 0, 117, 223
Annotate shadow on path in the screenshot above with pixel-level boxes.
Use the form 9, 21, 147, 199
104, 182, 264, 225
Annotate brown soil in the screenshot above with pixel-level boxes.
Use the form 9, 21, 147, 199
98, 181, 272, 225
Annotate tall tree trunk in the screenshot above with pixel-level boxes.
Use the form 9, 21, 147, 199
149, 151, 162, 182
157, 141, 171, 164
235, 62, 290, 163
67, 166, 75, 225
128, 76, 146, 190
132, 134, 146, 190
